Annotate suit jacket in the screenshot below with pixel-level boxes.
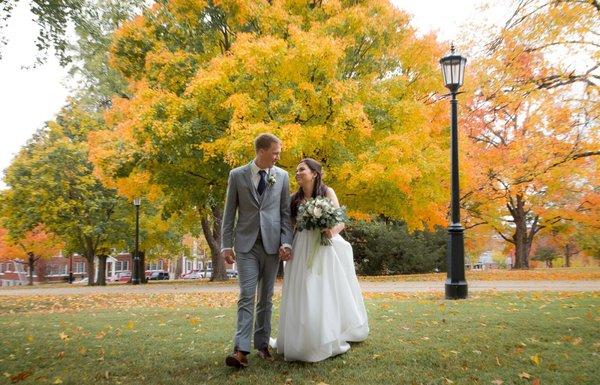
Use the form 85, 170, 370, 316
220, 161, 293, 254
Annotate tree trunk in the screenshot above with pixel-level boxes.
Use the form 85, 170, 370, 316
201, 205, 227, 281
175, 256, 183, 279
97, 254, 108, 286
564, 243, 572, 267
509, 194, 534, 269
27, 252, 35, 286
512, 220, 529, 269
85, 255, 95, 286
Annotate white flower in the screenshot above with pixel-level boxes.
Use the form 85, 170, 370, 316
313, 207, 322, 218
267, 174, 276, 186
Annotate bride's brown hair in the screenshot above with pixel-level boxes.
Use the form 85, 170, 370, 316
290, 158, 328, 218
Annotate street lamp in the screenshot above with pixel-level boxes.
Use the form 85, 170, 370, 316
440, 44, 468, 299
132, 197, 141, 285
69, 253, 74, 284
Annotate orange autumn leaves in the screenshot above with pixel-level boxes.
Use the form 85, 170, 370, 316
89, 0, 452, 233
457, 0, 600, 265
0, 225, 63, 263
1, 292, 240, 314
358, 268, 600, 283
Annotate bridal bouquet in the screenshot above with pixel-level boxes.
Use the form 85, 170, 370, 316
297, 197, 347, 269
297, 197, 347, 245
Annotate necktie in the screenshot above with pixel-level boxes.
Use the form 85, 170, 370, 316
257, 170, 267, 195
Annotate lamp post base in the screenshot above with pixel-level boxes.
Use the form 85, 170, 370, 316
445, 280, 468, 299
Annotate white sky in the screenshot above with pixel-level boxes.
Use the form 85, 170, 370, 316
0, 0, 510, 188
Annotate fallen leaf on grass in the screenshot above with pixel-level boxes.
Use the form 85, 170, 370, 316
10, 371, 32, 383
56, 351, 65, 359
53, 378, 63, 384
59, 332, 69, 341
126, 321, 135, 330
491, 380, 503, 385
530, 354, 542, 366
518, 372, 531, 379
443, 377, 454, 384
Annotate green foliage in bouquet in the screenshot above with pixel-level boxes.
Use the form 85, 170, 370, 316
296, 197, 348, 246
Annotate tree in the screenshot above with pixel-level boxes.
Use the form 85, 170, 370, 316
0, 0, 146, 66
1, 1, 193, 286
1, 104, 131, 285
0, 226, 63, 285
66, 0, 147, 109
532, 245, 560, 268
344, 219, 446, 275
89, 0, 451, 280
575, 223, 600, 262
460, 0, 600, 268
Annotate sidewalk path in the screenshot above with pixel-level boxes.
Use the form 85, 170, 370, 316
0, 280, 598, 296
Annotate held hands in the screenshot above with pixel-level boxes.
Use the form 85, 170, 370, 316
279, 246, 292, 261
222, 249, 236, 265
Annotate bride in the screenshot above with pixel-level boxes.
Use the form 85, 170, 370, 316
272, 158, 369, 362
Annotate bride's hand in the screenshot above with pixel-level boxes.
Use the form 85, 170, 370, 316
322, 228, 333, 239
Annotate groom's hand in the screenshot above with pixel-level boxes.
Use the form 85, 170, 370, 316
279, 246, 292, 261
222, 249, 236, 265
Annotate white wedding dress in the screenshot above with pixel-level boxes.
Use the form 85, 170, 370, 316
271, 229, 369, 362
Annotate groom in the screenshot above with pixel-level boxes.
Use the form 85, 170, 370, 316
221, 133, 294, 368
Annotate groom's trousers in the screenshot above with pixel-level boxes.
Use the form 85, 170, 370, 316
234, 237, 280, 353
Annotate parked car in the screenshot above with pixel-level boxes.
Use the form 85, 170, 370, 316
117, 271, 132, 283
148, 271, 170, 280
226, 269, 238, 278
181, 270, 203, 279
201, 269, 212, 279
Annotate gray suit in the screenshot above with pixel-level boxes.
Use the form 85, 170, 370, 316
221, 161, 293, 352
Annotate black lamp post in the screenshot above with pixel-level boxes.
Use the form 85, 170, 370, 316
440, 44, 468, 300
132, 197, 141, 285
69, 253, 74, 284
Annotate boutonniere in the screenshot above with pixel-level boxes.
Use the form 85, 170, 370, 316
267, 173, 277, 187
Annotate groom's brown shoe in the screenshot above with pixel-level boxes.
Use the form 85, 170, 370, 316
256, 347, 274, 361
225, 350, 248, 368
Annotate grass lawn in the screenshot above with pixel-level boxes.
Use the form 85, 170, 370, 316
0, 291, 598, 385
